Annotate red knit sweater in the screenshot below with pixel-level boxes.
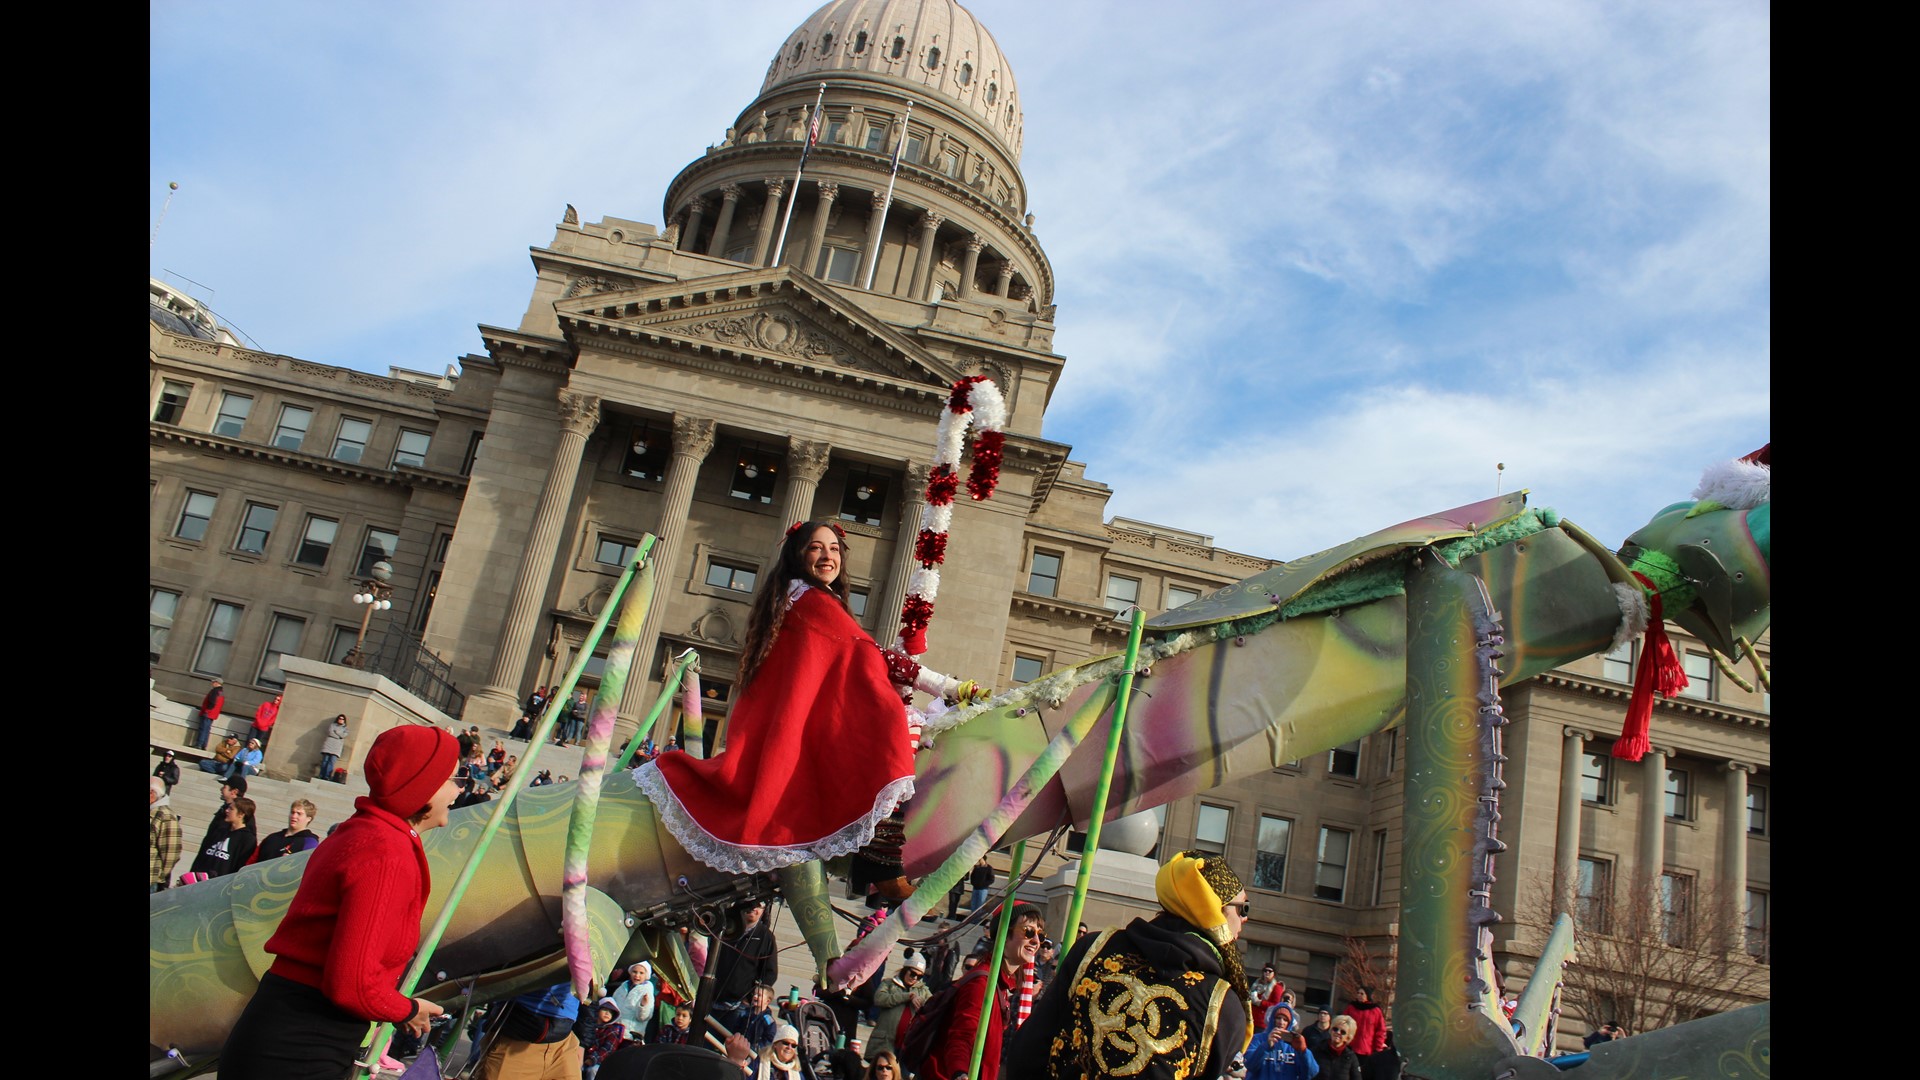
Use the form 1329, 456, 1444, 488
263, 797, 429, 1024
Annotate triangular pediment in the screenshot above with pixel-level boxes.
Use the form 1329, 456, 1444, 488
554, 266, 958, 388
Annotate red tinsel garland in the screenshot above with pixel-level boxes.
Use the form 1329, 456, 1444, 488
914, 528, 949, 568
926, 464, 959, 506
966, 430, 1005, 501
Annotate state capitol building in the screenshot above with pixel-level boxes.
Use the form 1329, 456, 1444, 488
150, 0, 1767, 1045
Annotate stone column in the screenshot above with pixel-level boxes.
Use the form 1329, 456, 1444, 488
1722, 761, 1752, 950
994, 261, 1014, 298
801, 182, 840, 274
908, 211, 944, 300
1554, 728, 1590, 919
680, 198, 710, 252
471, 392, 601, 725
616, 415, 718, 731
707, 184, 743, 258
780, 439, 832, 527
874, 462, 930, 649
957, 236, 984, 299
751, 178, 788, 267
1638, 745, 1668, 904
857, 192, 889, 290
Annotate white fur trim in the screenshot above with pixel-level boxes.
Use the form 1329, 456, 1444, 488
1610, 582, 1649, 654
1691, 458, 1769, 510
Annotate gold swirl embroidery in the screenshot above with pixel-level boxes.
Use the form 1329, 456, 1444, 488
1086, 971, 1194, 1076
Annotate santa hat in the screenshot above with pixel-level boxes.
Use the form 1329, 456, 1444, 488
365, 725, 459, 817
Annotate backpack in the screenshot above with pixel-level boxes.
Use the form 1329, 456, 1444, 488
895, 969, 986, 1076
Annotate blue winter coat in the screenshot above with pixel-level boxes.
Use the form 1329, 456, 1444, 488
1245, 1025, 1320, 1080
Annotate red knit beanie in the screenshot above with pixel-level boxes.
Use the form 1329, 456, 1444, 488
364, 725, 459, 817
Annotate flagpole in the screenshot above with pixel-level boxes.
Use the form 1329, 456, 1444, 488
862, 100, 913, 291
771, 82, 827, 268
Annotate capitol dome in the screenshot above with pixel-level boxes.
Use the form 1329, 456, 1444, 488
762, 0, 1024, 161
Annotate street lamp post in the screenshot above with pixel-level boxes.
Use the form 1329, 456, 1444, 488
342, 560, 395, 669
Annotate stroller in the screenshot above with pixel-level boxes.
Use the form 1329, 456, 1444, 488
787, 997, 858, 1080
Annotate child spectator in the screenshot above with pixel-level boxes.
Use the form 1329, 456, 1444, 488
583, 999, 625, 1079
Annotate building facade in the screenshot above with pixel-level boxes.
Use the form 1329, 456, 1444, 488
148, 0, 1766, 1049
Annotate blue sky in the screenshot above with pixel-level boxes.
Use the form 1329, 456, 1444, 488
151, 0, 1768, 561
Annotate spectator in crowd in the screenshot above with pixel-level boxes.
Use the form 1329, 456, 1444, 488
250, 798, 321, 863
1345, 986, 1388, 1080
510, 712, 534, 740
710, 899, 780, 1038
1303, 1009, 1335, 1057
190, 796, 257, 879
201, 735, 243, 776
191, 677, 224, 750
969, 857, 995, 914
653, 1007, 694, 1045
1313, 1016, 1361, 1080
218, 725, 458, 1078
1034, 936, 1059, 986
248, 692, 282, 751
189, 775, 247, 880
583, 999, 626, 1080
1245, 1003, 1319, 1080
487, 739, 507, 775
319, 715, 349, 782
862, 1051, 902, 1080
1009, 851, 1249, 1080
1584, 1020, 1624, 1048
470, 981, 583, 1080
150, 775, 182, 893
153, 749, 182, 794
458, 725, 482, 762
744, 1022, 805, 1080
608, 962, 655, 1044
491, 755, 519, 790
867, 951, 929, 1064
925, 902, 1047, 1080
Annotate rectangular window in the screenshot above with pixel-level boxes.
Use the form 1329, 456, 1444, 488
1194, 804, 1230, 855
596, 537, 639, 568
1601, 639, 1633, 683
1745, 889, 1769, 961
622, 424, 667, 481
865, 122, 889, 151
392, 429, 431, 468
1011, 654, 1044, 684
905, 133, 925, 164
294, 516, 339, 568
1104, 574, 1140, 612
1385, 728, 1399, 773
1370, 829, 1389, 907
827, 117, 847, 144
1581, 752, 1612, 805
847, 587, 868, 619
327, 625, 359, 664
193, 600, 244, 677
1747, 783, 1767, 835
174, 490, 218, 542
1303, 954, 1337, 1012
1313, 827, 1352, 902
413, 569, 440, 631
1328, 740, 1361, 778
461, 430, 484, 475
816, 245, 861, 284
213, 392, 253, 437
1028, 551, 1061, 597
942, 148, 963, 177
257, 613, 306, 688
839, 470, 887, 526
1659, 872, 1693, 947
705, 559, 757, 593
728, 448, 780, 503
273, 405, 313, 451
1679, 650, 1713, 699
1253, 814, 1291, 892
234, 502, 277, 554
1665, 767, 1691, 821
1166, 584, 1201, 609
1575, 856, 1611, 933
357, 527, 400, 576
154, 380, 192, 424
150, 588, 180, 663
332, 417, 373, 463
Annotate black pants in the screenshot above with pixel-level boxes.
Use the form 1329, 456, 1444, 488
219, 971, 374, 1080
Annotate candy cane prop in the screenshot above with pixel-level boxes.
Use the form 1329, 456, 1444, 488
896, 375, 1007, 656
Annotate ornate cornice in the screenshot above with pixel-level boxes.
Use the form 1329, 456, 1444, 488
478, 325, 575, 369
1529, 671, 1771, 730
148, 426, 468, 494
1010, 592, 1117, 625
151, 327, 459, 407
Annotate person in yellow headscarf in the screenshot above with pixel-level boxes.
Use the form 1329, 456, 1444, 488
1005, 849, 1254, 1080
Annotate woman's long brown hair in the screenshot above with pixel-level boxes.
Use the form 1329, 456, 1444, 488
738, 522, 851, 691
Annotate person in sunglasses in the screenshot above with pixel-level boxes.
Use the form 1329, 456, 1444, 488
1008, 849, 1255, 1080
923, 903, 1047, 1080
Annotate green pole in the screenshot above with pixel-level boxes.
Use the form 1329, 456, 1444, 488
967, 839, 1026, 1080
356, 536, 657, 1076
618, 647, 699, 770
1061, 607, 1146, 953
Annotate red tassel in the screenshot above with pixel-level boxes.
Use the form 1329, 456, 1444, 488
1613, 572, 1689, 761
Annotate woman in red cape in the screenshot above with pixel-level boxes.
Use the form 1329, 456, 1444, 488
635, 522, 915, 873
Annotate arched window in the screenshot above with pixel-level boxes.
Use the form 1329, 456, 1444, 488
926, 46, 941, 69
1007, 102, 1016, 124
985, 82, 998, 105
792, 39, 806, 63
854, 31, 868, 53
819, 32, 834, 55
959, 62, 973, 86
891, 36, 906, 60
